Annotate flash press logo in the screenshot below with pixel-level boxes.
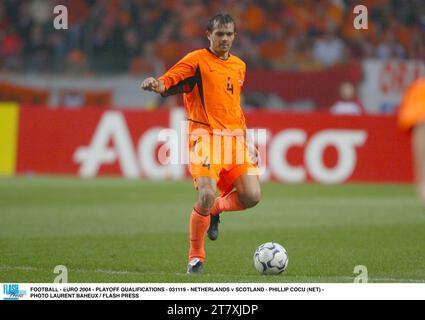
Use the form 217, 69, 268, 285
3, 284, 27, 300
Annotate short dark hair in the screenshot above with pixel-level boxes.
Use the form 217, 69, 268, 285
207, 13, 236, 33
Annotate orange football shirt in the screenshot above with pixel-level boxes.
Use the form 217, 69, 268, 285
399, 77, 425, 130
159, 48, 247, 134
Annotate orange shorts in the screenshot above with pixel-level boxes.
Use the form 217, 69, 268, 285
189, 133, 259, 196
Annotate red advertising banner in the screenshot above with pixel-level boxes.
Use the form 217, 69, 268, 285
0, 82, 49, 105
244, 63, 362, 108
245, 110, 412, 183
15, 107, 413, 184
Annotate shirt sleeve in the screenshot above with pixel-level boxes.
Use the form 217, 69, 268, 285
158, 51, 199, 97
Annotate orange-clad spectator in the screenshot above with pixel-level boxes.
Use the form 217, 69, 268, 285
391, 21, 411, 52
118, 10, 132, 29
65, 49, 87, 74
259, 40, 286, 61
155, 41, 193, 65
130, 41, 164, 75
243, 2, 266, 35
259, 20, 286, 62
326, 0, 344, 27
1, 0, 425, 73
311, 0, 343, 34
177, 1, 207, 38
285, 0, 314, 33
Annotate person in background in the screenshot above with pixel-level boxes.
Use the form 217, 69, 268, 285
329, 81, 365, 115
398, 77, 425, 209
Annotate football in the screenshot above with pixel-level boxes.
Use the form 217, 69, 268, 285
253, 242, 289, 275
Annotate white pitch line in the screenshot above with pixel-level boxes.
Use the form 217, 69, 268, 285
1, 265, 242, 278
0, 265, 423, 283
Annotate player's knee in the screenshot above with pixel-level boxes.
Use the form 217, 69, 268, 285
239, 189, 261, 209
198, 188, 216, 209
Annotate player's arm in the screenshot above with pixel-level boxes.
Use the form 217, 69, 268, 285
141, 52, 198, 97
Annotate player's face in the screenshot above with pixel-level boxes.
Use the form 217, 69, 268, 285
207, 23, 236, 56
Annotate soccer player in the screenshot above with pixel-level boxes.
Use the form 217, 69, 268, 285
141, 13, 260, 273
398, 77, 425, 209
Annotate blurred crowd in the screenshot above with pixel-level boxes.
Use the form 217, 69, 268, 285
1, 0, 424, 74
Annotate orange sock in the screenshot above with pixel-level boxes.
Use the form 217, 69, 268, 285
189, 207, 211, 262
211, 191, 245, 216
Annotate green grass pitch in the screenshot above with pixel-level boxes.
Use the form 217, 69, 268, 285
1, 176, 425, 283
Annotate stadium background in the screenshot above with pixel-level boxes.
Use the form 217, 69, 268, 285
1, 0, 425, 283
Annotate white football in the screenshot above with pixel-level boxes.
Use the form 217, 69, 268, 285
253, 242, 289, 275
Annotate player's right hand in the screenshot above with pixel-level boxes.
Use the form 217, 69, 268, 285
141, 77, 165, 94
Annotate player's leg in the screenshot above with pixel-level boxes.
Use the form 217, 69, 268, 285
211, 171, 261, 215
188, 177, 217, 273
208, 173, 261, 240
195, 176, 217, 214
208, 136, 261, 240
233, 173, 262, 208
413, 123, 425, 208
211, 135, 261, 215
